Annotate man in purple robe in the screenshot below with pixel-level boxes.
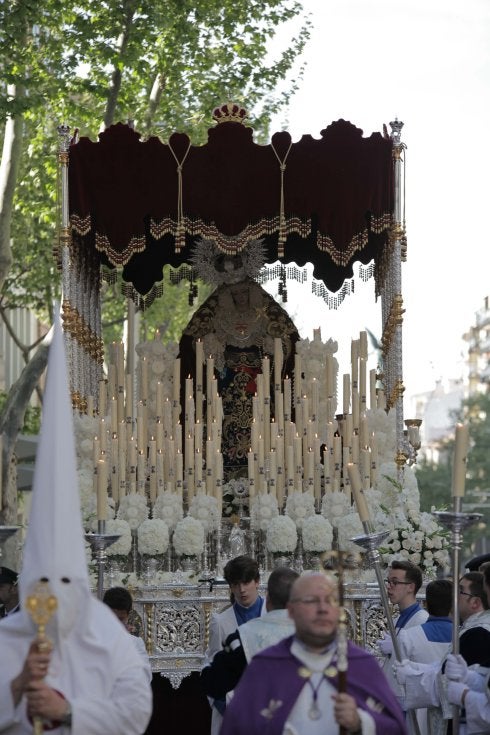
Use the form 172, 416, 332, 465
221, 572, 407, 735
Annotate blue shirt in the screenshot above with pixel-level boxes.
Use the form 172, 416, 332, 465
396, 601, 424, 630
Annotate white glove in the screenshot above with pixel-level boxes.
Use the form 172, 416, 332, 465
377, 634, 394, 656
446, 653, 469, 682
392, 659, 418, 686
447, 680, 468, 706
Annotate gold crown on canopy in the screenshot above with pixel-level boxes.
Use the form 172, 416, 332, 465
212, 102, 248, 124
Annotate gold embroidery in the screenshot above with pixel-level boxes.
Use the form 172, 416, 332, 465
260, 699, 283, 720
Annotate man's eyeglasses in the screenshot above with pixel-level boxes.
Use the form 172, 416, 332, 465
384, 579, 412, 588
290, 596, 339, 607
458, 587, 474, 598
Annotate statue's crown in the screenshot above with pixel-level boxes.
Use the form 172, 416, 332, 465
212, 102, 248, 125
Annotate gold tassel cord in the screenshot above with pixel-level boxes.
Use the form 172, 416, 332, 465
270, 139, 293, 258
168, 140, 192, 253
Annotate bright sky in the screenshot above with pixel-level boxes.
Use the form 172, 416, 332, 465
267, 0, 490, 407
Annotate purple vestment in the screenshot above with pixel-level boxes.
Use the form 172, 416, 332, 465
220, 636, 408, 735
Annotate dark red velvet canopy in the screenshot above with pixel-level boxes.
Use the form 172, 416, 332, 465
68, 118, 394, 298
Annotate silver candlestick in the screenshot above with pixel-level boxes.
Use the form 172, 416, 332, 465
433, 502, 482, 734
85, 520, 121, 600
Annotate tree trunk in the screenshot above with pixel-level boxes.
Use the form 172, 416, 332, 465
0, 335, 50, 525
103, 0, 136, 129
0, 84, 24, 290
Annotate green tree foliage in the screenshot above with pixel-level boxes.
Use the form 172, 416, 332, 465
0, 0, 310, 336
415, 391, 490, 560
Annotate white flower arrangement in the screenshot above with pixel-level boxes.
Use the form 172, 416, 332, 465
302, 514, 334, 552
222, 477, 249, 517
250, 492, 279, 532
285, 492, 316, 530
188, 493, 219, 533
266, 515, 298, 554
321, 491, 352, 528
336, 512, 364, 555
376, 474, 450, 577
173, 515, 205, 557
104, 519, 132, 556
152, 491, 184, 531
137, 518, 170, 555
117, 493, 149, 530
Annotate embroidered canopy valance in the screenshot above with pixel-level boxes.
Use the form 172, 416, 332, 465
68, 112, 394, 301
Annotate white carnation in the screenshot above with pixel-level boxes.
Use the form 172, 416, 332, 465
321, 491, 351, 527
302, 514, 333, 552
173, 516, 205, 556
104, 519, 132, 556
285, 492, 316, 530
266, 515, 297, 553
152, 491, 184, 531
117, 493, 149, 530
336, 512, 364, 555
250, 493, 279, 532
137, 518, 169, 555
188, 493, 219, 533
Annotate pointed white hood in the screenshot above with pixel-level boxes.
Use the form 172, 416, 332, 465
19, 306, 90, 639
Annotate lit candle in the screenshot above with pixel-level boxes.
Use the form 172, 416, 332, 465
97, 455, 108, 521
196, 339, 204, 423
149, 439, 157, 504
110, 396, 118, 434
137, 450, 146, 494
342, 374, 350, 415
128, 436, 137, 468
173, 358, 181, 404
283, 376, 292, 423
111, 435, 119, 504
140, 357, 149, 403
274, 338, 283, 391
156, 381, 164, 419
248, 449, 256, 500
452, 423, 470, 497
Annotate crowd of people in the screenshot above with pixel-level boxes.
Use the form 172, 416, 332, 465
5, 540, 490, 735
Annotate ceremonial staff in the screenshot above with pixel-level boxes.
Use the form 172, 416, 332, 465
348, 464, 422, 735
433, 423, 481, 734
25, 580, 58, 735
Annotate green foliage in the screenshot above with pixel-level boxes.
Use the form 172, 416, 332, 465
0, 0, 310, 349
415, 390, 490, 559
101, 268, 213, 344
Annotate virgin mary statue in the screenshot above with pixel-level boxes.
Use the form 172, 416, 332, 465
179, 273, 299, 478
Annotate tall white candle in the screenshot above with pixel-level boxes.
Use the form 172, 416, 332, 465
97, 455, 108, 521
173, 358, 181, 403
342, 373, 350, 415
196, 339, 204, 422
452, 423, 470, 497
347, 462, 370, 523
274, 337, 283, 391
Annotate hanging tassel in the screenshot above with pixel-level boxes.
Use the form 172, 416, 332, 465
168, 142, 191, 254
